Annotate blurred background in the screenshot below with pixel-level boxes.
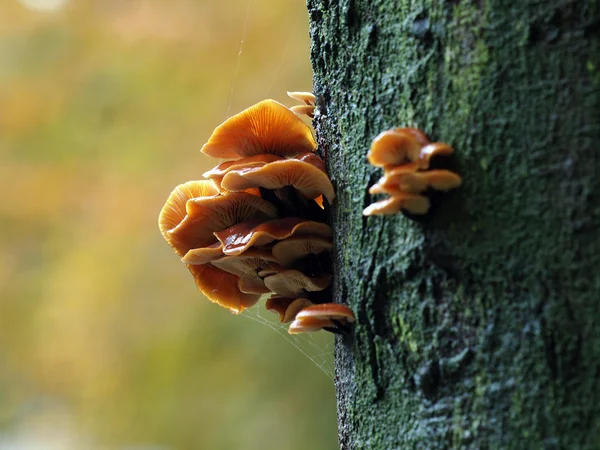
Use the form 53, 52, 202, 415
0, 1, 338, 449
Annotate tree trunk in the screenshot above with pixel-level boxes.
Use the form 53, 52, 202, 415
307, 0, 600, 448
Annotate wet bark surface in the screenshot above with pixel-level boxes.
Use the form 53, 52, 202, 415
307, 0, 600, 448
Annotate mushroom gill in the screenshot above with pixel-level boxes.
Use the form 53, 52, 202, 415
201, 100, 316, 159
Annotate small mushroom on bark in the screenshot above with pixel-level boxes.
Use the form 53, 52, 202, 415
363, 193, 431, 216
265, 297, 313, 323
288, 303, 355, 334
287, 91, 316, 118
363, 127, 461, 216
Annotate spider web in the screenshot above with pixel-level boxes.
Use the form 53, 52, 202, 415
240, 303, 335, 380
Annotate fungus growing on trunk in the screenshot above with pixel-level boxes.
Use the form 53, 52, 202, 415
287, 91, 316, 118
158, 96, 354, 334
363, 127, 462, 216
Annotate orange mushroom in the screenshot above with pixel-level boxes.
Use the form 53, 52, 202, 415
363, 193, 431, 216
370, 170, 462, 195
287, 91, 316, 105
265, 296, 313, 323
202, 154, 284, 187
367, 128, 428, 167
287, 91, 316, 118
181, 242, 224, 265
290, 105, 316, 118
220, 158, 335, 204
201, 100, 316, 159
272, 236, 333, 267
210, 249, 281, 295
263, 270, 331, 297
363, 127, 461, 217
288, 316, 335, 334
158, 180, 220, 243
159, 92, 336, 320
288, 303, 355, 334
167, 192, 278, 256
214, 217, 332, 256
187, 263, 261, 314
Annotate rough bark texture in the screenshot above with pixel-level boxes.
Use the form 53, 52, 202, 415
307, 0, 600, 448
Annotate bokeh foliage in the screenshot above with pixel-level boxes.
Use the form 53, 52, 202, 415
0, 1, 336, 448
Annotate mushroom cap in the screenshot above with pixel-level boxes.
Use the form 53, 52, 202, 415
295, 303, 355, 323
167, 192, 278, 256
263, 270, 331, 297
187, 263, 260, 314
272, 236, 333, 267
288, 316, 335, 334
367, 129, 429, 167
214, 217, 333, 256
221, 159, 335, 204
202, 154, 284, 186
287, 91, 316, 105
265, 297, 313, 323
371, 170, 462, 194
417, 142, 454, 168
158, 180, 220, 240
201, 100, 316, 159
181, 242, 224, 265
362, 193, 430, 216
290, 105, 315, 118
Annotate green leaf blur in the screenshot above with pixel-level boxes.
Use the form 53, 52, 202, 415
0, 1, 337, 449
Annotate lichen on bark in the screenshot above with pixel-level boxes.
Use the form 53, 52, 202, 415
307, 0, 600, 448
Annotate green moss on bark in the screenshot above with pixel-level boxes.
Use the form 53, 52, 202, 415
307, 0, 600, 448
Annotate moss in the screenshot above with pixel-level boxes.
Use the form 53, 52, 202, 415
308, 0, 600, 448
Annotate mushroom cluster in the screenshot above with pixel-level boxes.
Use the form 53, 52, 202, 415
159, 97, 354, 334
362, 128, 462, 216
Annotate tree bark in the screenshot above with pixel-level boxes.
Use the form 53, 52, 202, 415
307, 0, 600, 448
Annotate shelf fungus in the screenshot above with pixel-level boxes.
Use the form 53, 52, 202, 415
363, 128, 462, 216
158, 96, 354, 333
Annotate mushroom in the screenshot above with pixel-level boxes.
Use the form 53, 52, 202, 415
290, 105, 316, 118
210, 249, 280, 294
187, 263, 261, 314
287, 91, 316, 105
417, 142, 454, 169
265, 297, 313, 323
220, 158, 335, 204
288, 303, 355, 334
263, 270, 331, 297
201, 100, 316, 159
367, 128, 428, 167
370, 170, 462, 195
158, 180, 220, 244
167, 192, 278, 256
362, 193, 431, 216
202, 154, 284, 187
181, 242, 224, 265
272, 236, 333, 267
214, 217, 332, 256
